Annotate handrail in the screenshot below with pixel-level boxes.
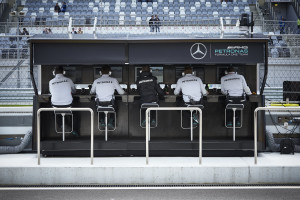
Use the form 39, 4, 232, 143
145, 107, 202, 165
254, 106, 300, 164
37, 107, 94, 165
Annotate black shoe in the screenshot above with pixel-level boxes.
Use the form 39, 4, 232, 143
227, 121, 233, 127
151, 119, 156, 127
192, 113, 199, 124
71, 131, 79, 137
99, 120, 105, 128
141, 119, 146, 127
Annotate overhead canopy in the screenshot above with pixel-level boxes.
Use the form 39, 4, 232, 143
30, 35, 267, 65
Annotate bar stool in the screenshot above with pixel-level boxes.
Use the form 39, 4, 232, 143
97, 105, 116, 141
225, 97, 245, 141
54, 109, 73, 142
181, 104, 204, 141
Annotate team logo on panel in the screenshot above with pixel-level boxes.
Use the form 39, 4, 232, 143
190, 43, 207, 60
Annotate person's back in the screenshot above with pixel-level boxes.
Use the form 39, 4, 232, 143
174, 67, 207, 103
221, 68, 251, 97
61, 2, 67, 12
136, 67, 164, 104
49, 66, 75, 106
90, 66, 125, 102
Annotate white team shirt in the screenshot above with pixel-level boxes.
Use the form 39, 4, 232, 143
90, 74, 125, 102
49, 74, 76, 106
174, 74, 208, 102
221, 72, 251, 96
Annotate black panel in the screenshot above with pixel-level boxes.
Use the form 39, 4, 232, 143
129, 42, 264, 64
34, 43, 126, 65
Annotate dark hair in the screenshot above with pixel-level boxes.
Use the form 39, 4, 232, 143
142, 66, 150, 72
227, 67, 235, 73
101, 66, 111, 74
184, 66, 193, 74
54, 66, 64, 74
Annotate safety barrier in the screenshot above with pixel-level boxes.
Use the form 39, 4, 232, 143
254, 106, 300, 164
37, 107, 94, 165
145, 107, 202, 165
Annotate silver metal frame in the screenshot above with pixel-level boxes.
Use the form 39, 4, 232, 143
140, 103, 159, 129
54, 110, 73, 142
180, 105, 204, 141
37, 107, 94, 165
97, 106, 116, 142
225, 104, 244, 141
254, 106, 300, 164
145, 107, 202, 165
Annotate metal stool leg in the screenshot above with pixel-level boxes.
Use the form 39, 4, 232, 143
105, 111, 108, 141
62, 113, 65, 142
232, 108, 236, 141
190, 110, 193, 141
148, 111, 151, 141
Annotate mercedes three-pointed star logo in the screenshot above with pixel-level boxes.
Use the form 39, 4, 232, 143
190, 43, 207, 60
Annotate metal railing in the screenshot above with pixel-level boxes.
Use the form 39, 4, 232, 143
145, 107, 202, 165
37, 107, 94, 165
254, 106, 300, 164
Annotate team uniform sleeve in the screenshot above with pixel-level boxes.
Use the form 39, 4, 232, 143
69, 79, 76, 94
90, 80, 96, 94
113, 79, 125, 95
241, 76, 252, 95
49, 81, 52, 95
199, 79, 208, 96
153, 77, 164, 96
220, 77, 227, 95
174, 79, 181, 95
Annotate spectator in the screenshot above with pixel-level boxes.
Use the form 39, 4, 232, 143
43, 28, 49, 34
71, 28, 77, 34
61, 2, 67, 13
279, 16, 285, 34
149, 15, 155, 32
77, 27, 83, 34
21, 28, 29, 35
154, 15, 161, 33
54, 3, 61, 13
48, 28, 53, 34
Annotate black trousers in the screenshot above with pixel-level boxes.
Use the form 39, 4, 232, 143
176, 98, 201, 126
225, 97, 245, 123
53, 104, 79, 133
96, 100, 116, 123
140, 101, 157, 123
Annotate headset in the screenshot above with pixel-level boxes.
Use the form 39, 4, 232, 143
140, 68, 152, 74
99, 70, 112, 76
182, 71, 195, 76
52, 68, 66, 76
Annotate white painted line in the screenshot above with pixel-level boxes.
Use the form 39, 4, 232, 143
1, 186, 300, 190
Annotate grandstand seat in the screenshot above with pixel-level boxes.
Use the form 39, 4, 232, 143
195, 2, 200, 8
205, 2, 211, 8
190, 6, 196, 13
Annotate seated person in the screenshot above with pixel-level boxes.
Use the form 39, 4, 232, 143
49, 66, 78, 136
54, 3, 61, 13
221, 67, 252, 127
174, 66, 208, 125
136, 66, 165, 126
90, 66, 125, 128
61, 2, 67, 12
